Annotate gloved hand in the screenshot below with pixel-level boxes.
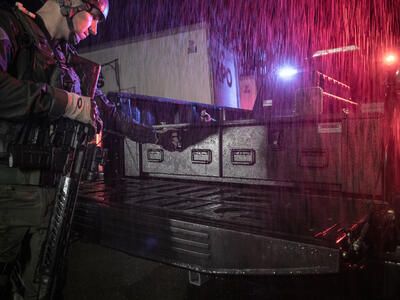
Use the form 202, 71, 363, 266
155, 128, 181, 151
200, 109, 216, 122
64, 92, 102, 133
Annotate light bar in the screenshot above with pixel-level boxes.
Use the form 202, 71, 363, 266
312, 45, 359, 58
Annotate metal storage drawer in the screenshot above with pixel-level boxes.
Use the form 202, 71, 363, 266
267, 120, 343, 185
142, 131, 220, 177
222, 125, 268, 180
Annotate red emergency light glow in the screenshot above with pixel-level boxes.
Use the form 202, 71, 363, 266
384, 53, 398, 66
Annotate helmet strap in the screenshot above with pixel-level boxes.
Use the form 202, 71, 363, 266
66, 16, 79, 44
58, 0, 92, 44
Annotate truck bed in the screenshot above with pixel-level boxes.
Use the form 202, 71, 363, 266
74, 177, 374, 275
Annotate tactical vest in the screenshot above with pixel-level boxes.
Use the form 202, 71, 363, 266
0, 7, 82, 185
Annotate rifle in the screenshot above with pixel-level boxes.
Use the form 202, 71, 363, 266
33, 55, 101, 299
35, 121, 93, 299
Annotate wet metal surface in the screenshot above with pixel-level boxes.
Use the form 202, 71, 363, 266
77, 178, 370, 240
74, 178, 377, 275
64, 241, 400, 300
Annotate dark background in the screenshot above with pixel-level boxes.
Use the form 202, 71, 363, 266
3, 0, 400, 102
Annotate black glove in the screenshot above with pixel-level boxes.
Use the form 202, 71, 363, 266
175, 126, 218, 152
155, 126, 218, 152
155, 129, 181, 151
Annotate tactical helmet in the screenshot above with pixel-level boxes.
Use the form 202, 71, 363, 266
58, 0, 109, 44
82, 0, 109, 21
59, 0, 109, 21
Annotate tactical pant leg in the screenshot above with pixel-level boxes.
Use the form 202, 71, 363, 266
0, 262, 14, 299
0, 185, 54, 300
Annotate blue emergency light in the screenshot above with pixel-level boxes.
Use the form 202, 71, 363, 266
277, 66, 298, 80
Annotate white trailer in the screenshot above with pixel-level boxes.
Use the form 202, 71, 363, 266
80, 23, 240, 108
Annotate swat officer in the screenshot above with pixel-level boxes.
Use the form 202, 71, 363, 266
0, 0, 176, 299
